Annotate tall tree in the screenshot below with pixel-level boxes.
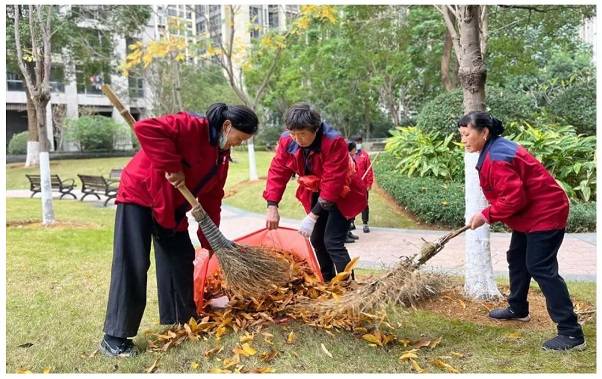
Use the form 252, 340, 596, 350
436, 5, 502, 299
11, 5, 55, 224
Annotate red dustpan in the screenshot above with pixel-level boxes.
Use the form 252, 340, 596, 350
193, 227, 323, 314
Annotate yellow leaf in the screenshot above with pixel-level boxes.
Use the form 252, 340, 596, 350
320, 343, 333, 358
409, 358, 424, 373
429, 336, 443, 349
146, 357, 160, 373
399, 349, 419, 361
432, 358, 460, 373
398, 338, 412, 347
504, 331, 522, 340
250, 367, 275, 373
344, 256, 360, 272
240, 332, 254, 343
191, 362, 200, 370
209, 368, 231, 373
330, 271, 351, 284
451, 352, 465, 358
223, 354, 240, 369
287, 331, 296, 344
362, 333, 382, 346
260, 349, 278, 363
241, 343, 257, 357
15, 368, 32, 374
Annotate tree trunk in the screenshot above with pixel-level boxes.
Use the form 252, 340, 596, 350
25, 91, 40, 166
36, 98, 55, 225
441, 30, 455, 91
457, 5, 500, 299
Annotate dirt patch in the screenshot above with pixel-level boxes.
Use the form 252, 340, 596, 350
7, 219, 101, 230
417, 283, 595, 331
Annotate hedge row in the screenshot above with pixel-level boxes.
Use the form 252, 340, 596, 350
374, 153, 596, 232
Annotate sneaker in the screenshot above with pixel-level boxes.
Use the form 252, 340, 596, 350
488, 307, 531, 322
345, 236, 356, 243
99, 336, 139, 357
349, 222, 356, 231
363, 224, 370, 233
542, 335, 586, 351
347, 232, 359, 240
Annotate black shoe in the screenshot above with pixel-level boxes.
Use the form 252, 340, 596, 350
363, 225, 370, 233
488, 307, 530, 322
349, 222, 356, 231
347, 232, 359, 240
99, 335, 139, 357
542, 335, 586, 351
345, 236, 356, 243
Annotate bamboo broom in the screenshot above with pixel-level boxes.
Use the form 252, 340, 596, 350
312, 225, 470, 316
101, 85, 291, 297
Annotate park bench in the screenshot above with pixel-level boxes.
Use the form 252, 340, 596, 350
78, 174, 119, 207
108, 168, 122, 184
25, 174, 77, 199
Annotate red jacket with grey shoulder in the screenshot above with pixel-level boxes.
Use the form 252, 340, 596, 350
116, 112, 230, 249
263, 123, 367, 219
353, 149, 374, 189
477, 136, 569, 233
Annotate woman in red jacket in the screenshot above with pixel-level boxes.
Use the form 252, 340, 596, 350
460, 111, 584, 351
263, 103, 366, 282
100, 104, 258, 357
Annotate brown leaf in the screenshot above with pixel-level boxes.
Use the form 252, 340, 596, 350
249, 367, 275, 373
260, 349, 279, 363
223, 354, 240, 369
343, 256, 360, 272
428, 336, 443, 349
146, 357, 160, 373
204, 346, 223, 358
412, 338, 432, 349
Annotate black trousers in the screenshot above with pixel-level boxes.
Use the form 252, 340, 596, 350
506, 229, 583, 337
103, 203, 197, 338
310, 204, 353, 282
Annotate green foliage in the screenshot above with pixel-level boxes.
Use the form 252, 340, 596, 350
7, 131, 29, 155
567, 201, 597, 233
180, 64, 240, 114
374, 153, 465, 228
508, 122, 596, 202
548, 79, 596, 136
65, 116, 128, 152
254, 125, 284, 150
385, 126, 463, 180
416, 87, 537, 135
375, 153, 595, 232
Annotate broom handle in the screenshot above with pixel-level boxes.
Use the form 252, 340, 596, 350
101, 84, 200, 208
361, 151, 381, 181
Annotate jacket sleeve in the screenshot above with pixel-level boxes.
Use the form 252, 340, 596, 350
481, 161, 528, 223
319, 138, 349, 203
263, 136, 294, 205
363, 154, 374, 189
196, 186, 224, 251
134, 112, 191, 173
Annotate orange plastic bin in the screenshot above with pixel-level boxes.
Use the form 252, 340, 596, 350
193, 227, 323, 314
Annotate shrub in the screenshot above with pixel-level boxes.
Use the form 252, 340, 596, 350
507, 122, 596, 202
8, 131, 29, 155
255, 125, 284, 150
385, 126, 463, 180
65, 116, 125, 151
374, 153, 595, 232
416, 87, 537, 135
548, 80, 596, 136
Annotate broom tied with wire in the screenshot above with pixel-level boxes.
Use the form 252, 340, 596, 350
310, 225, 470, 317
101, 85, 291, 298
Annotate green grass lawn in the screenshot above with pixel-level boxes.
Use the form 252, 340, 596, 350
5, 198, 596, 373
6, 151, 417, 228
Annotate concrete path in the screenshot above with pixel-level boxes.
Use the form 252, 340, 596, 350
7, 189, 597, 281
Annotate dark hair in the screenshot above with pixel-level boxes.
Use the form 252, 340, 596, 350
347, 141, 356, 152
284, 102, 321, 132
457, 111, 504, 136
206, 103, 259, 135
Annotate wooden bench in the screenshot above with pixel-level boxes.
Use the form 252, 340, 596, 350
78, 174, 119, 207
25, 174, 77, 199
108, 168, 122, 184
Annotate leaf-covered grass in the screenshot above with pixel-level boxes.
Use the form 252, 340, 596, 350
6, 198, 596, 373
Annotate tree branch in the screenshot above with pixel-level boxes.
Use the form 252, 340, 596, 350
435, 5, 461, 65
480, 5, 488, 57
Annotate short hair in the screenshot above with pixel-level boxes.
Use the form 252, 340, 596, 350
284, 103, 321, 132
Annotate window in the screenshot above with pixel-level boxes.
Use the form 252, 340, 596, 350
76, 66, 111, 95
249, 6, 263, 39
268, 5, 279, 29
6, 72, 24, 91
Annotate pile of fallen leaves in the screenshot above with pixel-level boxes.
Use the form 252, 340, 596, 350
145, 248, 450, 373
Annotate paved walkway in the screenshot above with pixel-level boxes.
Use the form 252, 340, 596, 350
7, 189, 597, 281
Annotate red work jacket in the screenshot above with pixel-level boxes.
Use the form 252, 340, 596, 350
263, 123, 367, 219
353, 149, 374, 189
116, 112, 229, 249
477, 136, 569, 233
